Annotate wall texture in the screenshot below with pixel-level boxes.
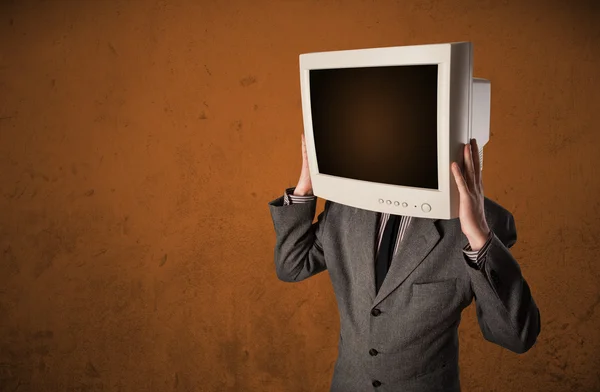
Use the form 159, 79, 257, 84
0, 0, 598, 391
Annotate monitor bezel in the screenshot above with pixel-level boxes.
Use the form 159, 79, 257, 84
298, 42, 473, 219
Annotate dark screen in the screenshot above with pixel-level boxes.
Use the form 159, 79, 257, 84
309, 64, 438, 190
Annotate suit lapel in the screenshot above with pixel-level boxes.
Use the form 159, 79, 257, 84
351, 207, 379, 304
351, 206, 442, 307
373, 215, 441, 306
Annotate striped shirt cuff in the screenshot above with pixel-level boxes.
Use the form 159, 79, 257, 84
283, 187, 316, 205
462, 229, 494, 268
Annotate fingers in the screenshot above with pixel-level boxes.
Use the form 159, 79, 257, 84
451, 162, 469, 197
470, 138, 481, 187
301, 134, 308, 166
464, 142, 476, 191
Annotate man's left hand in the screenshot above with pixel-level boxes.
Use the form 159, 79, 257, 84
451, 138, 491, 250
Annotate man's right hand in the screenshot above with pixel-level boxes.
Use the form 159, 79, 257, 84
294, 133, 313, 196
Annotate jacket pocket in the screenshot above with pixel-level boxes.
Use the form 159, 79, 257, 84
409, 278, 458, 327
411, 278, 457, 298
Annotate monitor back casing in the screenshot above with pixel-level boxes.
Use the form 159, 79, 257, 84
299, 41, 490, 220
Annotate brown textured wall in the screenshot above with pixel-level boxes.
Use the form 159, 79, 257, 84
0, 0, 598, 391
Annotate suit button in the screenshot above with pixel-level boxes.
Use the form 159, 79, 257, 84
369, 348, 379, 356
371, 308, 381, 316
372, 380, 382, 387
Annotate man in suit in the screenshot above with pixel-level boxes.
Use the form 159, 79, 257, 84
268, 135, 541, 391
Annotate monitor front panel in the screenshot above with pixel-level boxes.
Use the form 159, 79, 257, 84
309, 64, 439, 190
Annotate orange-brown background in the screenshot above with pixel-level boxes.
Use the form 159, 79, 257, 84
1, 0, 598, 391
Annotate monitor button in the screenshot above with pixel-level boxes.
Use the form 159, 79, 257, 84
386, 200, 391, 205
394, 201, 399, 206
379, 199, 384, 204
402, 202, 408, 208
421, 203, 431, 212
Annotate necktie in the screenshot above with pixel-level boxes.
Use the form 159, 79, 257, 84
375, 214, 401, 294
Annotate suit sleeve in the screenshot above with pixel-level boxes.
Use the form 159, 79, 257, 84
467, 211, 541, 354
268, 187, 329, 282
462, 229, 494, 268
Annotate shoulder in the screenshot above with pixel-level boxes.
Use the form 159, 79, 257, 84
483, 196, 517, 248
484, 196, 514, 223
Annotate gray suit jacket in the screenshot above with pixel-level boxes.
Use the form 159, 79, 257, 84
268, 194, 541, 392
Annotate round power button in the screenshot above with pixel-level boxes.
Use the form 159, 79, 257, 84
379, 199, 384, 204
421, 203, 431, 212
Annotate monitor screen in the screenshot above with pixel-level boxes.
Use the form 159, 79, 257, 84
309, 64, 439, 190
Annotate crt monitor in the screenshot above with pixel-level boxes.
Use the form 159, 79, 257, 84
298, 41, 490, 220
